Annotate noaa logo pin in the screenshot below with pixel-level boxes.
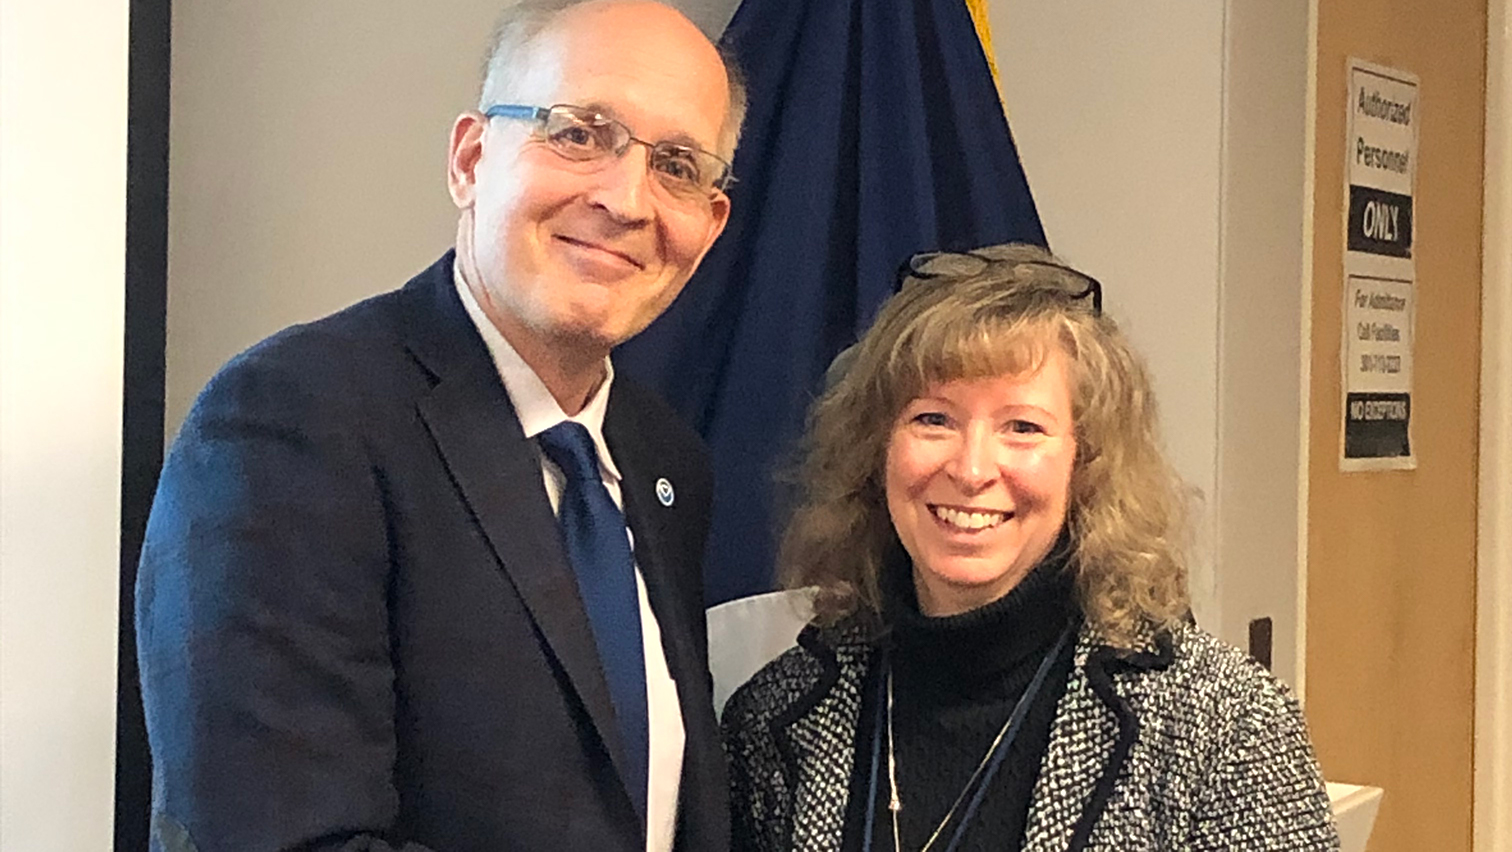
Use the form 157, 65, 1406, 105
655, 478, 675, 507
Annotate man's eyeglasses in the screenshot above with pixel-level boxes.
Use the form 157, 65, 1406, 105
900, 249, 1104, 315
484, 103, 733, 198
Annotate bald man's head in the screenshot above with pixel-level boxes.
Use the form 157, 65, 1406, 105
478, 0, 746, 158
446, 0, 741, 382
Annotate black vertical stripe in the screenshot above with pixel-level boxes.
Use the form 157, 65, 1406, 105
118, 0, 170, 847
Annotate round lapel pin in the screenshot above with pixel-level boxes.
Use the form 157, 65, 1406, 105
655, 478, 675, 507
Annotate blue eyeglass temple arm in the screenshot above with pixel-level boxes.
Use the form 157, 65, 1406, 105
483, 104, 547, 120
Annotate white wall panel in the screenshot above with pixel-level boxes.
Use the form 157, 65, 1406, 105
1216, 0, 1310, 689
1, 0, 129, 847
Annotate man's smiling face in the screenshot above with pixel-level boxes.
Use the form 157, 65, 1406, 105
452, 0, 732, 358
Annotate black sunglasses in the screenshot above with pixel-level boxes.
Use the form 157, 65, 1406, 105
897, 249, 1104, 316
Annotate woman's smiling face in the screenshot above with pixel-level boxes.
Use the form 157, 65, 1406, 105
883, 349, 1078, 616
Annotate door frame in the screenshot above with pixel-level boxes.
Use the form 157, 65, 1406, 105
1476, 0, 1511, 849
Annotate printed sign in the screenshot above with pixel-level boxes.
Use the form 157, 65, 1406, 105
1342, 59, 1419, 471
1344, 275, 1413, 459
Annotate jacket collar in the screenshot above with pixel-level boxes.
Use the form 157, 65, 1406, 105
776, 624, 873, 849
1024, 626, 1174, 852
775, 618, 1174, 852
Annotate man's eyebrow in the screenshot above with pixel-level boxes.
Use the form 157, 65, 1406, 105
660, 132, 708, 151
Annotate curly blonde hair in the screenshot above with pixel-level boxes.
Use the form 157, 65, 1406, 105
781, 244, 1190, 649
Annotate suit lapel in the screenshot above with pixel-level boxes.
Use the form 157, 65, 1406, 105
400, 256, 632, 796
603, 387, 719, 847
604, 390, 702, 701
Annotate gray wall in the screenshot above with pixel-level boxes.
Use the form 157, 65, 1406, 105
166, 1, 496, 432
990, 0, 1226, 629
991, 0, 1310, 684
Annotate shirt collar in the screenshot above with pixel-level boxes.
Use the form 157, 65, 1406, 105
453, 260, 622, 484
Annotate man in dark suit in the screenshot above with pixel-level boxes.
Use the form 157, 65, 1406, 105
136, 2, 744, 850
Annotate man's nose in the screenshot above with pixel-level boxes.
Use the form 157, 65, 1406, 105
586, 144, 655, 225
946, 426, 998, 492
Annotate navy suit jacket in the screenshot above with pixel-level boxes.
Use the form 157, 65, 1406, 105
137, 253, 728, 852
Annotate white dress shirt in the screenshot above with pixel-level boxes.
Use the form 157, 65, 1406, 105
455, 269, 684, 852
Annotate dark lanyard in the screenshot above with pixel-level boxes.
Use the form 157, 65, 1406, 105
862, 621, 1077, 852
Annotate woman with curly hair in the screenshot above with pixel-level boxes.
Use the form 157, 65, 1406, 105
721, 244, 1338, 851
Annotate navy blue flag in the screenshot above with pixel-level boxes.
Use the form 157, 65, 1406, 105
615, 0, 1046, 605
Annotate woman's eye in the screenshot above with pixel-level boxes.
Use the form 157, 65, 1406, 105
1007, 419, 1045, 435
912, 412, 950, 428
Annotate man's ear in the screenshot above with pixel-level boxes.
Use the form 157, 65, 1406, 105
679, 192, 731, 283
447, 111, 487, 209
700, 192, 732, 257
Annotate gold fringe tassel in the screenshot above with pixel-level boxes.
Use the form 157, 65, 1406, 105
963, 0, 1004, 107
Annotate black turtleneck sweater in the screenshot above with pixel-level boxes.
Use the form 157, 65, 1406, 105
841, 543, 1080, 852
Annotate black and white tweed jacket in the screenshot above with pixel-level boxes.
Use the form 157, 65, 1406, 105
721, 620, 1340, 851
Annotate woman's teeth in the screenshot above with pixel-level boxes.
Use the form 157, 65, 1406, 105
931, 505, 1007, 530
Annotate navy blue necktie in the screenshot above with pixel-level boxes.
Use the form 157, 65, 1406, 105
537, 421, 648, 818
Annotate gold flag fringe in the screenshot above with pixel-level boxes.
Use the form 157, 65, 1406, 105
963, 0, 1006, 112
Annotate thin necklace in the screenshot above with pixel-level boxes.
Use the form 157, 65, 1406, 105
882, 622, 1076, 852
885, 669, 1018, 852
